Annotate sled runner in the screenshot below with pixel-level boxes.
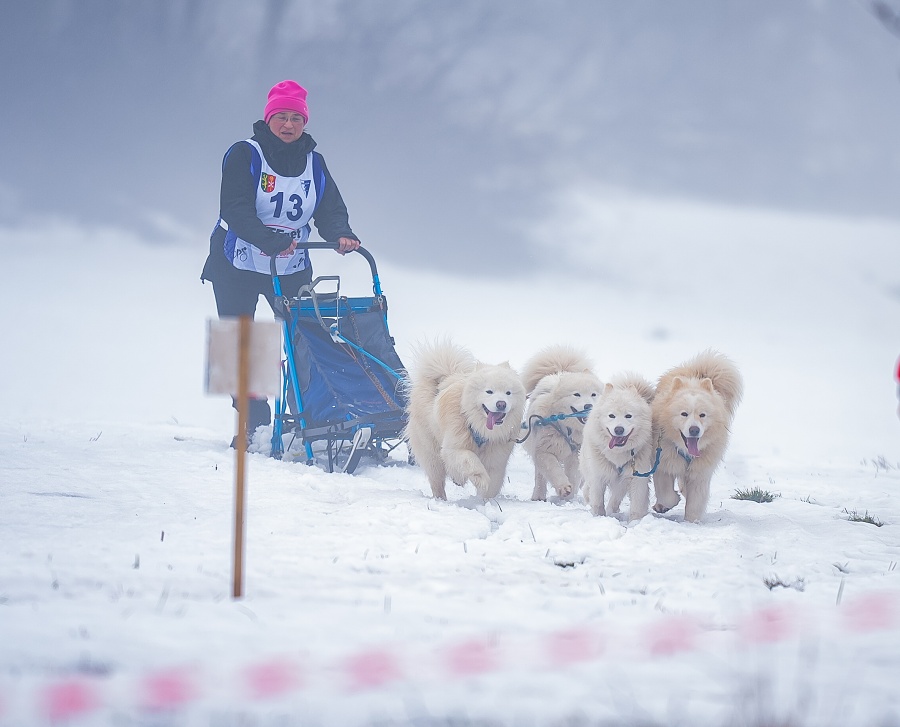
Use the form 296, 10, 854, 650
269, 243, 407, 474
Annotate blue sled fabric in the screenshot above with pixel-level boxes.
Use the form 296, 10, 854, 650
289, 308, 406, 429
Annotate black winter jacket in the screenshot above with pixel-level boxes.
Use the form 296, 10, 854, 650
202, 121, 357, 280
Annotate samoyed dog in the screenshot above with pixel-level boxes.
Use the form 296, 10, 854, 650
580, 373, 656, 521
651, 350, 744, 523
521, 345, 603, 501
405, 340, 526, 500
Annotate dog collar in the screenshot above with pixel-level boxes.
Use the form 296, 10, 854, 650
469, 425, 487, 448
675, 445, 694, 464
615, 449, 637, 476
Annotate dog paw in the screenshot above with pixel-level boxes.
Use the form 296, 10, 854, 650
653, 492, 680, 514
471, 473, 492, 498
555, 484, 574, 498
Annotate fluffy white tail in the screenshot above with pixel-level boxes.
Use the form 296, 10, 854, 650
408, 339, 475, 393
521, 344, 594, 395
676, 349, 744, 416
608, 371, 655, 403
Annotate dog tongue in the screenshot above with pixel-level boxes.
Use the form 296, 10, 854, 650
608, 435, 629, 449
486, 411, 502, 430
684, 436, 701, 456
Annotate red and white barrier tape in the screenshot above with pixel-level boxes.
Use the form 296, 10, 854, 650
1, 591, 897, 721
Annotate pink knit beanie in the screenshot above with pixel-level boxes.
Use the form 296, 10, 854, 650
264, 80, 309, 123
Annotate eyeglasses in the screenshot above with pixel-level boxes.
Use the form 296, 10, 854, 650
270, 113, 306, 125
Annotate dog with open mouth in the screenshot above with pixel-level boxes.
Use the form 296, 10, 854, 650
520, 345, 603, 501
651, 349, 743, 523
580, 372, 656, 521
404, 340, 526, 500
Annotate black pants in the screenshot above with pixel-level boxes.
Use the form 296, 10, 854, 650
210, 263, 313, 430
211, 263, 313, 317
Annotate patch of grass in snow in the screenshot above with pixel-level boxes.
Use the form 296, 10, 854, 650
842, 508, 884, 527
732, 487, 779, 503
862, 455, 900, 473
763, 575, 806, 592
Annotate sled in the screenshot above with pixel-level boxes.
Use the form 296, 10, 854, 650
269, 243, 408, 474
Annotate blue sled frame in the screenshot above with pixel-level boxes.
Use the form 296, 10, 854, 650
269, 243, 408, 474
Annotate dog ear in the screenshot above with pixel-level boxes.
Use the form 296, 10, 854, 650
671, 376, 684, 391
604, 382, 614, 394
499, 361, 512, 369
700, 377, 715, 393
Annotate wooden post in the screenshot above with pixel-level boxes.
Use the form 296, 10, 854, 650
206, 316, 279, 600
233, 315, 251, 599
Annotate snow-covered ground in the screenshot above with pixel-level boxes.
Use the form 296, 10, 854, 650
1, 192, 899, 726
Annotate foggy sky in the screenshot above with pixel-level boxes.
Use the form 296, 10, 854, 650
2, 0, 900, 274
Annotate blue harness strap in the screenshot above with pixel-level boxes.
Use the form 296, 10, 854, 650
632, 446, 663, 478
548, 421, 579, 454
469, 425, 487, 448
517, 408, 591, 445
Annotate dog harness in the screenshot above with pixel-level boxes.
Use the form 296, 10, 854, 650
614, 438, 664, 478
517, 408, 590, 445
469, 425, 488, 448
675, 446, 694, 465
548, 421, 579, 454
632, 444, 663, 477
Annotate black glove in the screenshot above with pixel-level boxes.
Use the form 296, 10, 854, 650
255, 231, 294, 257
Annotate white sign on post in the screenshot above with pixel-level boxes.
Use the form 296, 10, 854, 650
204, 317, 282, 600
205, 318, 281, 397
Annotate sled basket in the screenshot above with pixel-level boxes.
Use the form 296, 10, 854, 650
270, 244, 408, 474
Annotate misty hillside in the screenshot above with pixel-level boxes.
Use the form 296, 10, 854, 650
2, 1, 900, 273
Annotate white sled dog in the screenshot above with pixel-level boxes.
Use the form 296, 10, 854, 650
405, 340, 526, 500
521, 345, 603, 501
651, 350, 744, 523
580, 373, 656, 521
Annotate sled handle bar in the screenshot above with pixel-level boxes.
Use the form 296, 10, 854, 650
269, 242, 381, 296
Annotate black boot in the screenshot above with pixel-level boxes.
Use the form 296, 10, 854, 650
230, 398, 271, 448
248, 398, 272, 430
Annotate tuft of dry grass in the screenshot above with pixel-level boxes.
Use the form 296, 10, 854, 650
733, 487, 779, 503
842, 508, 884, 527
862, 455, 899, 473
764, 575, 806, 592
